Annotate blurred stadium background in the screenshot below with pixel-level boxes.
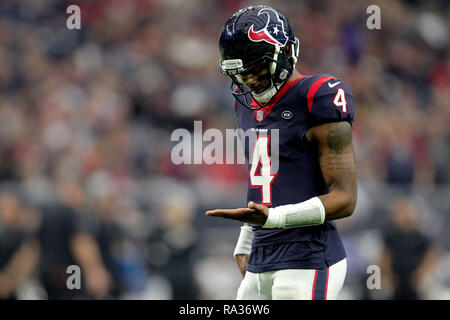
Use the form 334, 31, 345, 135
0, 0, 448, 300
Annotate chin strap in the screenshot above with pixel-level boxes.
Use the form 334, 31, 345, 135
252, 80, 279, 103
252, 46, 281, 104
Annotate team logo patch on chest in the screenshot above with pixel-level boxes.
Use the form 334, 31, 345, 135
281, 110, 293, 120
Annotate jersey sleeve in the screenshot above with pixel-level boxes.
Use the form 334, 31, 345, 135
306, 76, 355, 128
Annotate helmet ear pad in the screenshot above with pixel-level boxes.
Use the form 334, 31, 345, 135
271, 48, 291, 83
271, 36, 300, 83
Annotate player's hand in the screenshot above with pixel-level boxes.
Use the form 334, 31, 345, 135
205, 202, 269, 225
235, 254, 249, 277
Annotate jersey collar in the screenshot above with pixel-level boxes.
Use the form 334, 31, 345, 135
252, 76, 305, 123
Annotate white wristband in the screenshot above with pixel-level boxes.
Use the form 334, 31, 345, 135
233, 225, 254, 257
263, 197, 326, 228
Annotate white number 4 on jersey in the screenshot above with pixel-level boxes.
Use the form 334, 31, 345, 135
333, 88, 347, 113
249, 136, 277, 205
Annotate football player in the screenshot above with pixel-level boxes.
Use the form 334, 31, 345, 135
206, 6, 357, 300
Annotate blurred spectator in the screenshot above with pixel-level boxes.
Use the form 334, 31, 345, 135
146, 196, 200, 299
36, 179, 113, 299
0, 191, 39, 300
379, 195, 440, 299
86, 183, 128, 298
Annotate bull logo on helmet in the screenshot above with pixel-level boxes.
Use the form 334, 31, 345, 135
248, 8, 288, 47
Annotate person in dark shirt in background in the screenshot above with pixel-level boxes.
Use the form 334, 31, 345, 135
380, 195, 439, 300
37, 177, 113, 299
146, 196, 200, 299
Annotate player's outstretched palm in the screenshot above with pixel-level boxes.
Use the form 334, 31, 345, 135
206, 202, 269, 225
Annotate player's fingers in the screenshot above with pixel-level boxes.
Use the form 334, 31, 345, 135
205, 208, 254, 218
206, 208, 252, 215
205, 211, 245, 221
205, 209, 230, 216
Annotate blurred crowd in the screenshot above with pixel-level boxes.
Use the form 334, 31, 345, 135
0, 0, 448, 299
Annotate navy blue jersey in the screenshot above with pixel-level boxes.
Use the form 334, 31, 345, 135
234, 74, 354, 272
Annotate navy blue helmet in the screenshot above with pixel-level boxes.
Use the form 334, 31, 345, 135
219, 6, 300, 110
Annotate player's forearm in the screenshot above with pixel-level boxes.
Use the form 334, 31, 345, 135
234, 225, 253, 256
319, 148, 358, 220
234, 224, 253, 277
319, 189, 357, 220
314, 121, 357, 220
235, 254, 249, 277
263, 190, 356, 229
318, 147, 358, 220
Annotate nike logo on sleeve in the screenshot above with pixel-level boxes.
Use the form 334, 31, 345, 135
328, 81, 341, 88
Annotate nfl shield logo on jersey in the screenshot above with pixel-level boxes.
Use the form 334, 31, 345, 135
256, 110, 264, 121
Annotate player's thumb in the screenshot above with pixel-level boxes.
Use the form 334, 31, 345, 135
248, 201, 262, 210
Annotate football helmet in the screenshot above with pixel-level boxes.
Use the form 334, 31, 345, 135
219, 6, 300, 110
